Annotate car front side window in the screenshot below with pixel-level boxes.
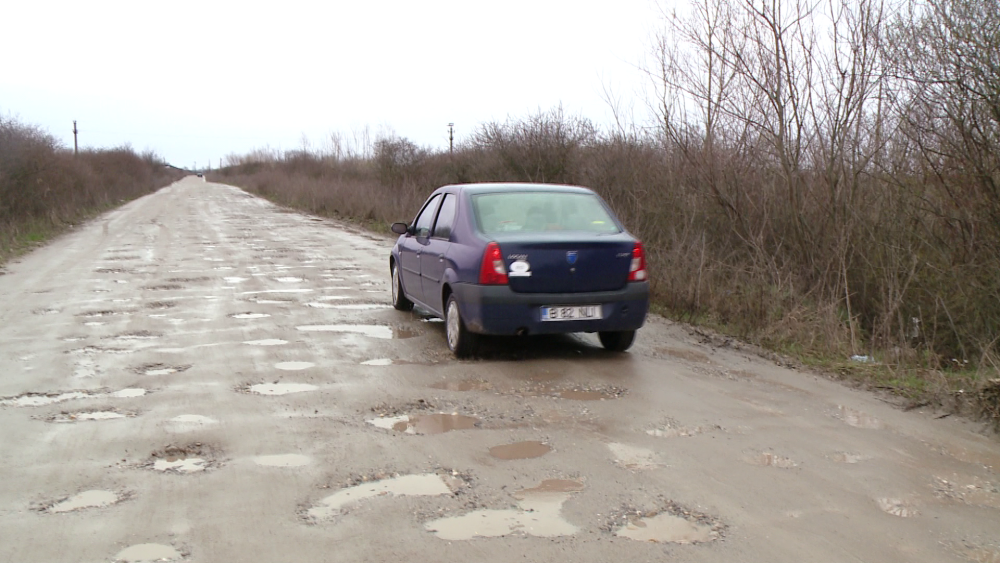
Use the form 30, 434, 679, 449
413, 194, 442, 238
432, 194, 457, 239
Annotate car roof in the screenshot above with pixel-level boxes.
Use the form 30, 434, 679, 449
438, 183, 596, 195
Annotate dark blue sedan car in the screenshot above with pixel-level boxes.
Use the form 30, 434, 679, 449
389, 183, 649, 357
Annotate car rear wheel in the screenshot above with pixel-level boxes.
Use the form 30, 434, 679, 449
391, 263, 413, 311
445, 294, 477, 358
598, 330, 636, 352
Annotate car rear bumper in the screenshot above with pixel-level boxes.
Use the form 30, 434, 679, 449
450, 282, 649, 335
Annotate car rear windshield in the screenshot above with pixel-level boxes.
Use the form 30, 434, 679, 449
472, 192, 621, 235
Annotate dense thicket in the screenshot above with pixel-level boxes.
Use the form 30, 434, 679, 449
0, 115, 181, 262
218, 0, 1000, 391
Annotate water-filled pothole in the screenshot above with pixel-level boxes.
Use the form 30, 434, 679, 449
1, 390, 96, 407
368, 413, 479, 435
308, 473, 453, 520
605, 501, 725, 544
517, 384, 626, 401
230, 312, 271, 319
147, 443, 220, 473
296, 324, 419, 339
275, 361, 315, 371
489, 441, 551, 460
106, 331, 161, 341
45, 490, 121, 513
362, 358, 394, 366
48, 410, 131, 422
248, 383, 318, 395
834, 405, 883, 429
145, 301, 177, 310
425, 479, 583, 540
134, 363, 191, 376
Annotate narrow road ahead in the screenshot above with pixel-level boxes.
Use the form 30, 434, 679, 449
1, 177, 997, 562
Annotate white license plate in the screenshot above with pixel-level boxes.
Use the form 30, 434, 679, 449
540, 305, 602, 321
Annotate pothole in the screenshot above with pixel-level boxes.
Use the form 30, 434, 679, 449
241, 289, 313, 295
43, 490, 124, 513
834, 405, 883, 429
230, 312, 271, 319
146, 443, 221, 473
47, 409, 133, 423
516, 384, 627, 401
166, 276, 210, 283
275, 361, 315, 371
78, 309, 132, 318
744, 451, 798, 468
113, 543, 183, 562
876, 497, 919, 517
247, 383, 318, 395
143, 284, 184, 291
425, 478, 583, 540
110, 388, 147, 398
275, 276, 304, 283
243, 339, 288, 346
647, 418, 715, 438
94, 267, 133, 274
608, 443, 663, 470
66, 346, 134, 355
489, 441, 551, 460
106, 331, 161, 341
33, 308, 61, 315
362, 358, 394, 366
368, 413, 479, 435
145, 301, 177, 310
296, 324, 419, 339
254, 454, 310, 467
829, 451, 869, 464
307, 473, 453, 520
1, 390, 98, 407
608, 502, 725, 544
933, 476, 1000, 509
223, 277, 248, 283
134, 363, 191, 376
657, 346, 712, 363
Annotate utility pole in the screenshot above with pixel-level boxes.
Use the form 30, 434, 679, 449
448, 123, 454, 154
73, 120, 78, 156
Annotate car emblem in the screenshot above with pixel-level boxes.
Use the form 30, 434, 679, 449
566, 251, 578, 265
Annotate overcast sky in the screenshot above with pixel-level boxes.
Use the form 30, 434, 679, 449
2, 0, 668, 169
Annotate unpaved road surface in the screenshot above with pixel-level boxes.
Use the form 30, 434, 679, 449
2, 177, 998, 563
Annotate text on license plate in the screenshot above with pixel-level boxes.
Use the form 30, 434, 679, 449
540, 305, 603, 321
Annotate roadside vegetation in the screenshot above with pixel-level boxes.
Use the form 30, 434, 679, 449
0, 115, 182, 266
216, 0, 999, 427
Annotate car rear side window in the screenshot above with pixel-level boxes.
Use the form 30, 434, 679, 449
472, 192, 621, 235
432, 194, 457, 239
413, 194, 442, 237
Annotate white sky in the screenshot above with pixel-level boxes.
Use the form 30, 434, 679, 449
1, 0, 668, 169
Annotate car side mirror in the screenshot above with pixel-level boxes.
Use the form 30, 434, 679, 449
391, 222, 410, 235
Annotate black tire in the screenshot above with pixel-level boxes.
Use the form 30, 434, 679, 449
445, 294, 478, 358
598, 330, 636, 352
391, 263, 413, 311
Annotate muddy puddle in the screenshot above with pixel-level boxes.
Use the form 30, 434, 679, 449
489, 441, 551, 460
254, 454, 310, 467
111, 388, 146, 398
426, 479, 583, 540
149, 444, 217, 473
608, 443, 663, 470
516, 383, 626, 401
308, 473, 452, 520
1, 391, 94, 407
243, 339, 288, 346
744, 451, 798, 468
275, 361, 315, 371
876, 497, 919, 517
47, 490, 120, 513
834, 405, 883, 429
616, 512, 718, 544
249, 383, 318, 395
430, 380, 492, 392
136, 363, 190, 376
114, 543, 182, 562
369, 413, 479, 435
296, 324, 419, 339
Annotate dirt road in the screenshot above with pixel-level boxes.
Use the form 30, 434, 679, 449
1, 177, 998, 563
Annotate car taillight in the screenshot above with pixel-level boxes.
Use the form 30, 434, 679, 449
478, 242, 508, 285
628, 242, 647, 282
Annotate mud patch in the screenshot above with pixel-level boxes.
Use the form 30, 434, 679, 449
425, 479, 582, 540
146, 443, 221, 473
113, 543, 183, 562
296, 324, 419, 339
489, 441, 551, 460
834, 405, 883, 429
744, 450, 799, 468
518, 383, 627, 401
275, 361, 315, 371
254, 454, 310, 467
308, 473, 452, 520
876, 497, 919, 517
243, 339, 288, 346
608, 443, 663, 470
231, 312, 271, 319
45, 490, 122, 513
249, 383, 318, 395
